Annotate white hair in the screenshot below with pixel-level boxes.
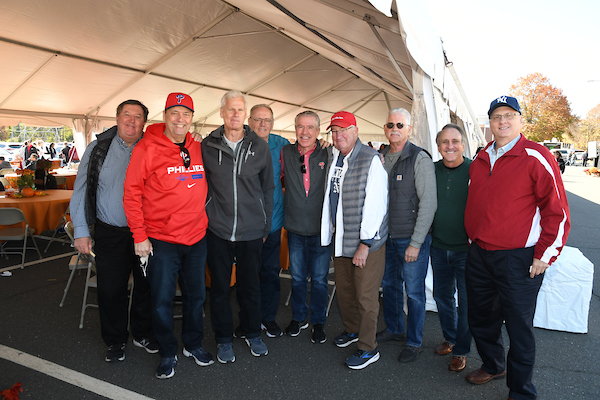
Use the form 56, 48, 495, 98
221, 90, 247, 109
389, 108, 411, 125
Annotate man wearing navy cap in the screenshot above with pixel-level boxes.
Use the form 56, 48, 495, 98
464, 96, 570, 399
321, 111, 388, 369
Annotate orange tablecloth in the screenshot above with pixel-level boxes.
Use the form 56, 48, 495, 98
0, 190, 72, 234
50, 170, 77, 190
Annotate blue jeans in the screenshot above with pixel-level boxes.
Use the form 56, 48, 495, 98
381, 234, 431, 347
430, 245, 471, 356
288, 232, 332, 325
260, 229, 282, 323
147, 237, 207, 358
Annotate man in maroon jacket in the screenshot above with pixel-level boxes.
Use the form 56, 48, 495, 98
464, 96, 570, 400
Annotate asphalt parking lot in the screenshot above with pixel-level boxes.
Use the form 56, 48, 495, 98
1, 165, 598, 399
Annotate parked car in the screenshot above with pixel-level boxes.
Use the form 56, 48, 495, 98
0, 147, 15, 161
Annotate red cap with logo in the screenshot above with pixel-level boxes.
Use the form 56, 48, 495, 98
327, 111, 356, 130
165, 92, 194, 112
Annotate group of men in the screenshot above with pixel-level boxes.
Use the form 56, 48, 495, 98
71, 93, 569, 400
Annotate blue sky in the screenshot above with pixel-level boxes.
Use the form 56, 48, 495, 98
423, 0, 600, 119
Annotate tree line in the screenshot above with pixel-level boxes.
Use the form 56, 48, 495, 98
509, 72, 599, 150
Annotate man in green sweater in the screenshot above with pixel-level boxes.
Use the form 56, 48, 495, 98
430, 124, 472, 372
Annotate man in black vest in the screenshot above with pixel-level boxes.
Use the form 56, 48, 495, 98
70, 100, 157, 362
281, 111, 332, 343
377, 108, 437, 363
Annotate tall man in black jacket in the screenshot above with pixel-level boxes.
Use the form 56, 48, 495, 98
202, 90, 274, 363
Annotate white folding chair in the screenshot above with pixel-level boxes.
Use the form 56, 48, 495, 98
0, 208, 42, 268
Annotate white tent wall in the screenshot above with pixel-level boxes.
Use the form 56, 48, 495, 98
0, 0, 481, 154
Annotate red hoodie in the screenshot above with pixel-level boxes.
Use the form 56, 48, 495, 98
123, 123, 208, 245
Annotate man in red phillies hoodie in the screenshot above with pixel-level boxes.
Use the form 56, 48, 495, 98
123, 93, 212, 379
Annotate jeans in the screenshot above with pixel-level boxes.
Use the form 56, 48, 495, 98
146, 237, 207, 358
287, 232, 332, 325
381, 234, 431, 347
429, 245, 471, 356
260, 229, 282, 323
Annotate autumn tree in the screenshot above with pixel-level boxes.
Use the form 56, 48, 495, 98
509, 73, 576, 142
573, 103, 600, 148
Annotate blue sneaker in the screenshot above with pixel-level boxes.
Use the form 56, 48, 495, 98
345, 348, 380, 370
245, 336, 268, 356
183, 347, 214, 366
217, 342, 235, 364
156, 356, 177, 379
333, 331, 359, 348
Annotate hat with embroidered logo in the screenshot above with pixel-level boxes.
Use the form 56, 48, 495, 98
327, 111, 356, 130
488, 96, 521, 117
165, 92, 194, 112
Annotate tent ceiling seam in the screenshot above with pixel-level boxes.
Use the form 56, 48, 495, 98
85, 7, 235, 117
0, 53, 57, 108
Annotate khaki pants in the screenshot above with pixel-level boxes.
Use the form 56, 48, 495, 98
334, 245, 386, 351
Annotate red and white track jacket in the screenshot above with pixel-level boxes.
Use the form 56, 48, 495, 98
465, 134, 570, 265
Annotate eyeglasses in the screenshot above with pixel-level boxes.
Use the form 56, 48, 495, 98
330, 126, 352, 136
180, 146, 190, 168
251, 117, 273, 124
490, 112, 520, 122
385, 122, 405, 130
300, 155, 306, 174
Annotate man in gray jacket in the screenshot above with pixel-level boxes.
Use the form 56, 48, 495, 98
377, 108, 437, 363
202, 90, 274, 363
282, 111, 332, 343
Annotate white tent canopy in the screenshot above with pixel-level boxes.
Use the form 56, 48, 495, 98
0, 0, 484, 157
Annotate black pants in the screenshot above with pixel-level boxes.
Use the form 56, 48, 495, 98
94, 221, 153, 346
207, 230, 262, 343
466, 242, 544, 400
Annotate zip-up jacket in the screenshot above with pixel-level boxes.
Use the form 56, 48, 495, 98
202, 125, 274, 241
464, 134, 570, 264
123, 123, 208, 246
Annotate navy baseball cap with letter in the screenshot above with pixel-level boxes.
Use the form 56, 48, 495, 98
488, 96, 521, 117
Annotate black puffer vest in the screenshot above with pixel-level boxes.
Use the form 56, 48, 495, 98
84, 126, 118, 225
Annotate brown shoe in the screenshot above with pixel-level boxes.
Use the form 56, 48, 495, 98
466, 368, 506, 384
448, 356, 466, 372
434, 341, 454, 355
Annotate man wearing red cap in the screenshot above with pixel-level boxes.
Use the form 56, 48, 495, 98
321, 111, 388, 369
124, 92, 212, 379
464, 96, 570, 399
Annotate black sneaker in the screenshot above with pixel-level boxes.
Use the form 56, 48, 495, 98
398, 345, 422, 363
233, 325, 246, 339
376, 330, 406, 343
105, 343, 126, 362
261, 321, 283, 338
333, 331, 358, 348
133, 337, 160, 354
311, 324, 327, 344
285, 319, 309, 337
